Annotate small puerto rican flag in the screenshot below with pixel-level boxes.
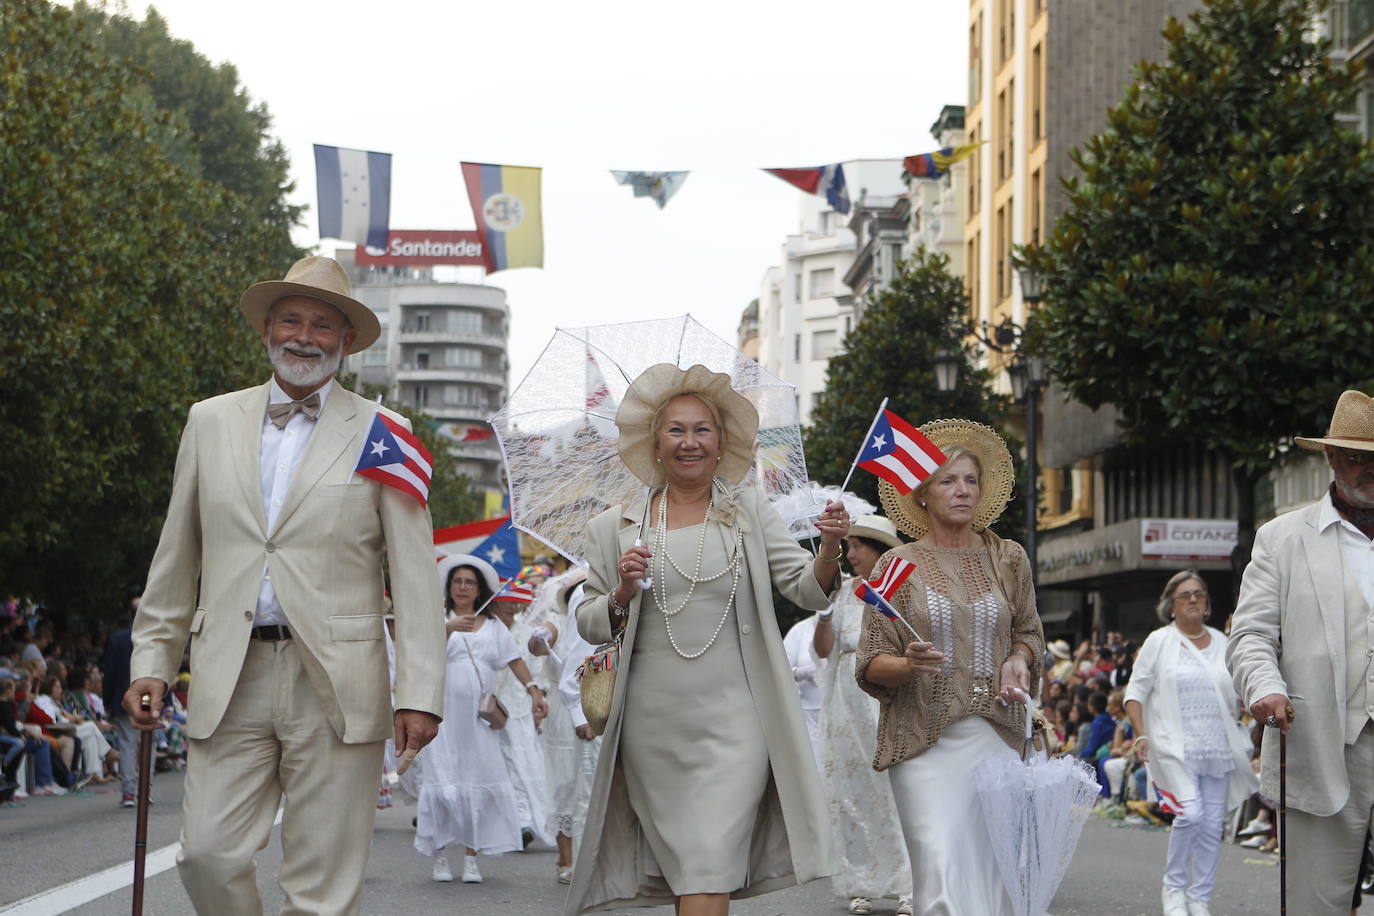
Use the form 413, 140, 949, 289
492, 581, 535, 604
355, 411, 434, 506
855, 557, 917, 620
856, 409, 947, 495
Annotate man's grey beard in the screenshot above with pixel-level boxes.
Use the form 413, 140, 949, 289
269, 339, 343, 389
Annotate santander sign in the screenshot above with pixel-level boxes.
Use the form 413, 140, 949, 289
355, 230, 485, 267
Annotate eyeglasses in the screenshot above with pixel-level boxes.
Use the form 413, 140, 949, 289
1173, 589, 1206, 602
1336, 448, 1374, 466
451, 577, 479, 587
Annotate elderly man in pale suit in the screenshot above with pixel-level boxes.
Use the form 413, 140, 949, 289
1229, 389, 1374, 915
124, 257, 446, 915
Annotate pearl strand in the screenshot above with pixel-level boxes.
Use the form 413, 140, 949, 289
652, 477, 744, 660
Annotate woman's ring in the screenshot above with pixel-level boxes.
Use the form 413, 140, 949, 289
1266, 714, 1279, 727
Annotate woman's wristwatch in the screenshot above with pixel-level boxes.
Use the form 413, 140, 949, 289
1007, 646, 1034, 665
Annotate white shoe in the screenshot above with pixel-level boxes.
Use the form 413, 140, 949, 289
847, 898, 872, 915
461, 855, 482, 883
1186, 900, 1211, 916
1240, 834, 1269, 848
557, 865, 573, 885
1162, 885, 1189, 916
431, 854, 453, 882
896, 896, 914, 916
1239, 815, 1271, 837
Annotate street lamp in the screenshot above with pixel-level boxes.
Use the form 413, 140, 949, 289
1018, 266, 1044, 305
933, 345, 963, 394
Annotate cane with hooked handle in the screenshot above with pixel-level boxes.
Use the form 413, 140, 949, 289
132, 693, 153, 916
1265, 703, 1296, 916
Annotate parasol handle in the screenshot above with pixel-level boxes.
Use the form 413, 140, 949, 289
633, 540, 653, 590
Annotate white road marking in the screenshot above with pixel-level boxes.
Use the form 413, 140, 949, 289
0, 807, 283, 914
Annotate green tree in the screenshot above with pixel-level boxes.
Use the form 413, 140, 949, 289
0, 0, 299, 618
1020, 0, 1374, 560
805, 250, 1023, 547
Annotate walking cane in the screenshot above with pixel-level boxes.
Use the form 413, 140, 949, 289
132, 693, 154, 916
1269, 703, 1296, 916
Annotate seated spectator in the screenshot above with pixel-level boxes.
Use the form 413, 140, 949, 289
1088, 646, 1117, 679
1062, 702, 1092, 756
0, 677, 63, 796
32, 674, 113, 785
1077, 692, 1117, 763
1100, 691, 1138, 799
63, 666, 119, 781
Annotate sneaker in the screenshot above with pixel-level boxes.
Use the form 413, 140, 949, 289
1123, 813, 1151, 826
522, 827, 535, 849
557, 865, 573, 885
121, 794, 137, 808
431, 854, 453, 882
461, 855, 482, 883
896, 896, 914, 916
72, 773, 94, 791
34, 784, 66, 797
1239, 815, 1271, 837
847, 898, 873, 915
1240, 834, 1269, 848
1186, 900, 1212, 916
1162, 885, 1189, 916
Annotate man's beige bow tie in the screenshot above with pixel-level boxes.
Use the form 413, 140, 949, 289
267, 392, 321, 430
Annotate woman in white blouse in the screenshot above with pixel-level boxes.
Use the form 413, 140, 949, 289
1124, 569, 1257, 916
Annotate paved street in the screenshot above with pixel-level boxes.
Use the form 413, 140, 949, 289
0, 772, 1281, 915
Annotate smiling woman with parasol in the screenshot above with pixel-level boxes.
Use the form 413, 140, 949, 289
564, 363, 849, 916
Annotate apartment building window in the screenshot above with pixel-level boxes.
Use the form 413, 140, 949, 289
1032, 43, 1044, 142
412, 312, 430, 332
444, 384, 484, 407
811, 330, 838, 360
810, 267, 835, 299
968, 127, 981, 214
1002, 200, 1015, 301
446, 346, 483, 369
793, 273, 803, 304
997, 89, 1007, 181
967, 234, 980, 321
1030, 169, 1043, 246
998, 0, 1009, 62
414, 385, 429, 409
793, 334, 801, 362
415, 351, 430, 370
970, 14, 983, 104
362, 327, 388, 366
817, 211, 836, 233
447, 311, 484, 335
995, 205, 1007, 301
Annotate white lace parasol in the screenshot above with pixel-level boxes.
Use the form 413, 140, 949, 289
489, 315, 819, 565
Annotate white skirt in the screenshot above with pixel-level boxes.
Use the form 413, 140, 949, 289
887, 716, 1017, 916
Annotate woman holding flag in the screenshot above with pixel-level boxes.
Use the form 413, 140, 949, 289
566, 363, 848, 916
854, 417, 1044, 916
412, 554, 548, 885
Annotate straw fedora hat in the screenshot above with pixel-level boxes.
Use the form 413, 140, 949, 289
436, 553, 501, 596
1295, 390, 1374, 452
879, 418, 1015, 539
615, 363, 760, 487
847, 514, 903, 549
239, 256, 380, 354
1048, 639, 1072, 660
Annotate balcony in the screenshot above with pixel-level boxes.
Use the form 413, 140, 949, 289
395, 365, 505, 386
1348, 0, 1374, 54
397, 328, 506, 348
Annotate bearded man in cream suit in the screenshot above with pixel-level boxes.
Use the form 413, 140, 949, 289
1229, 389, 1374, 916
124, 256, 446, 915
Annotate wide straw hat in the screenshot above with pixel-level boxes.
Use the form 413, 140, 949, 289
436, 553, 501, 595
848, 514, 903, 549
615, 363, 760, 487
1295, 390, 1374, 452
879, 418, 1015, 539
239, 256, 380, 354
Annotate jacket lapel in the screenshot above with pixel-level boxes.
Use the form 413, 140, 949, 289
230, 384, 270, 537
1301, 505, 1347, 706
271, 380, 360, 536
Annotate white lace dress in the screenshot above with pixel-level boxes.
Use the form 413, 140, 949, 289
1176, 646, 1235, 777
819, 581, 913, 901
495, 611, 555, 845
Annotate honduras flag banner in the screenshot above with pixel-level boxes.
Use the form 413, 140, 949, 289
433, 516, 522, 580
314, 145, 392, 249
764, 163, 851, 214
354, 411, 433, 507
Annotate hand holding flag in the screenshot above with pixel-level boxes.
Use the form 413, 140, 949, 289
851, 406, 948, 495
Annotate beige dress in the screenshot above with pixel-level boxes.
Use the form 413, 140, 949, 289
620, 523, 769, 893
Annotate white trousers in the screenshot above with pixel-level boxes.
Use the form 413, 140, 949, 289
74, 721, 110, 778
178, 640, 384, 916
1162, 770, 1229, 902
1285, 724, 1374, 916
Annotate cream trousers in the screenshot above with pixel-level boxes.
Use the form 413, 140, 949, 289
177, 640, 384, 915
1285, 722, 1374, 916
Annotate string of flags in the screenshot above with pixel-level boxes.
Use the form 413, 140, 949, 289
312, 144, 982, 275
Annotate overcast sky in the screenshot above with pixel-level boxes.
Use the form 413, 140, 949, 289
135, 0, 967, 382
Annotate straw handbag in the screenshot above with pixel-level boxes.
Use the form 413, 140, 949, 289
578, 631, 623, 736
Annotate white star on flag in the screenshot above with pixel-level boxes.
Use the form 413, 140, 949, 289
871, 434, 887, 450
369, 438, 390, 458
485, 545, 506, 564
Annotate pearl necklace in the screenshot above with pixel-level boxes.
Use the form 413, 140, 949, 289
652, 478, 744, 660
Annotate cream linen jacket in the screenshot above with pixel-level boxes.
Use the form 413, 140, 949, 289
1228, 498, 1358, 817
565, 485, 836, 915
130, 380, 446, 743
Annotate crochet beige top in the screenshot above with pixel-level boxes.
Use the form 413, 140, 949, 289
855, 531, 1044, 771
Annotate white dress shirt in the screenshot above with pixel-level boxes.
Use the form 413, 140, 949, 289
1317, 492, 1374, 741
254, 377, 332, 627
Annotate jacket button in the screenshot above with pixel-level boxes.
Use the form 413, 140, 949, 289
741, 624, 752, 636
265, 542, 276, 553
243, 610, 253, 620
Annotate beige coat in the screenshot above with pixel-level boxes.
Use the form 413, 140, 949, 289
567, 486, 836, 913
131, 379, 446, 743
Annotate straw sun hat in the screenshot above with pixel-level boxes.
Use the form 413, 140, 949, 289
615, 363, 760, 487
879, 418, 1015, 539
239, 256, 381, 354
847, 514, 903, 549
1295, 390, 1374, 452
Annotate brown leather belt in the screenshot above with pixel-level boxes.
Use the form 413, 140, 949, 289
249, 625, 291, 640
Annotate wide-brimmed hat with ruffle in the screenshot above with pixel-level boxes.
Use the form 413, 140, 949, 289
240, 256, 380, 354
879, 418, 1015, 539
615, 363, 759, 486
1295, 390, 1374, 452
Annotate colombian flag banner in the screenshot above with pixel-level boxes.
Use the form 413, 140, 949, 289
461, 162, 544, 273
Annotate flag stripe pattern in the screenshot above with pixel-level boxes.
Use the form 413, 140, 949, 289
493, 582, 535, 603
355, 412, 433, 506
854, 558, 917, 621
764, 164, 850, 214
313, 144, 391, 249
856, 410, 948, 495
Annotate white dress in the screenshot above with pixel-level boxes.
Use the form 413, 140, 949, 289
542, 600, 584, 840
413, 617, 524, 856
783, 615, 825, 770
819, 582, 913, 901
553, 597, 603, 851
495, 611, 555, 845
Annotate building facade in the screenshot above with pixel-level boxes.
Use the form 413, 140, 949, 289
338, 254, 510, 491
